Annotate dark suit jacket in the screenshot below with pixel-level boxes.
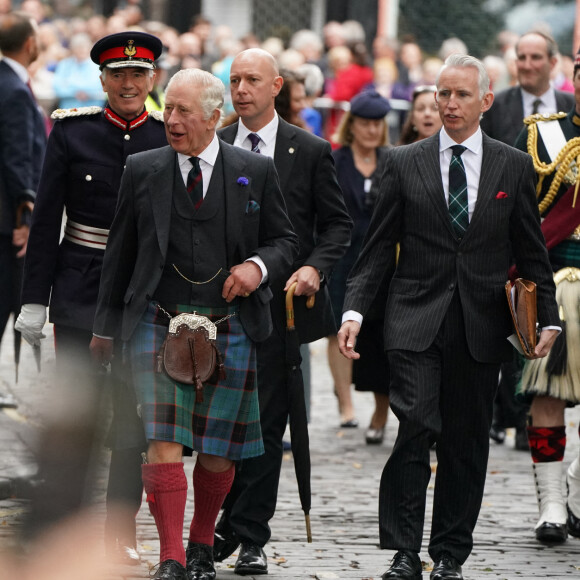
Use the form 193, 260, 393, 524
0, 60, 46, 236
219, 118, 352, 343
93, 141, 298, 344
480, 86, 574, 146
344, 132, 559, 364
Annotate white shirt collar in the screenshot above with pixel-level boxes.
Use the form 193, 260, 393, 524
520, 86, 557, 116
177, 132, 220, 170
439, 126, 483, 156
237, 112, 279, 150
2, 56, 29, 84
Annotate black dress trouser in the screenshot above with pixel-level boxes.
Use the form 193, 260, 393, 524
379, 292, 500, 564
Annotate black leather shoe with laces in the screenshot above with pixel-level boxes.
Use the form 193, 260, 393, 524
152, 559, 187, 580
234, 541, 268, 575
185, 542, 216, 580
382, 550, 422, 580
430, 553, 463, 580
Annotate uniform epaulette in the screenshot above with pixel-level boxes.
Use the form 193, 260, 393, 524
523, 111, 567, 126
148, 110, 164, 122
51, 106, 103, 120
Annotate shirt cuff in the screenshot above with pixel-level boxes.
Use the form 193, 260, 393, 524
541, 325, 562, 333
93, 333, 114, 340
342, 310, 363, 326
246, 256, 268, 284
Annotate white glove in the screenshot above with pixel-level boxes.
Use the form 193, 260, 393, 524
15, 303, 47, 346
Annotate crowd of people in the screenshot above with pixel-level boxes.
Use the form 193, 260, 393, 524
1, 1, 580, 580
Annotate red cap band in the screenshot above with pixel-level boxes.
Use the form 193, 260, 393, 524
99, 45, 155, 65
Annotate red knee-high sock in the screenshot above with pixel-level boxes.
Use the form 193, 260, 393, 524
188, 461, 235, 546
527, 425, 567, 463
142, 462, 187, 565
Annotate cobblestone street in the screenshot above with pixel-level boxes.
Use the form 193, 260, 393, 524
1, 328, 580, 578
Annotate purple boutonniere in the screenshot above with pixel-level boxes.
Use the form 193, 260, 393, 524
237, 177, 249, 186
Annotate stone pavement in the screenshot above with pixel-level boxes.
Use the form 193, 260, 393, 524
1, 325, 580, 578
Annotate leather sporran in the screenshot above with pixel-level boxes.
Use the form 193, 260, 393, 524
156, 312, 226, 402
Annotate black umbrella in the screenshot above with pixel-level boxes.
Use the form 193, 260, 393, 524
285, 282, 315, 542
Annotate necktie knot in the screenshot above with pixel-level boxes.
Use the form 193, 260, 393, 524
248, 133, 261, 154
532, 98, 542, 115
189, 156, 200, 171
451, 144, 466, 158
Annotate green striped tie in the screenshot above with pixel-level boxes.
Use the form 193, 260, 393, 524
448, 145, 468, 237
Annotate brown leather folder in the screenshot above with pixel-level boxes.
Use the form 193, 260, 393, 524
505, 278, 537, 359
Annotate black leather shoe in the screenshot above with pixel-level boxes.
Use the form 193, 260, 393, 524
489, 424, 505, 444
186, 542, 216, 580
536, 521, 567, 543
567, 505, 580, 538
382, 550, 422, 580
431, 553, 463, 580
234, 541, 268, 576
152, 559, 187, 580
213, 518, 240, 562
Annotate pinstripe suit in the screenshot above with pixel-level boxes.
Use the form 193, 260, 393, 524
343, 130, 559, 563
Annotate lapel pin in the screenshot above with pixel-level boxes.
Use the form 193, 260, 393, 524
289, 147, 295, 154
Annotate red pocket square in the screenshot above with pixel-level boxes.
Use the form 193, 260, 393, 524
496, 191, 508, 199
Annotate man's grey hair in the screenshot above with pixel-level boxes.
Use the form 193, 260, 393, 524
166, 68, 225, 120
436, 53, 490, 99
100, 67, 155, 81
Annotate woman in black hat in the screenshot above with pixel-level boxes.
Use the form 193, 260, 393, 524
327, 90, 392, 443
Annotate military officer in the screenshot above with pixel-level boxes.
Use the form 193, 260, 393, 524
16, 31, 167, 562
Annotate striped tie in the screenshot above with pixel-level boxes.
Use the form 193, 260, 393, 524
448, 145, 468, 237
248, 133, 261, 154
187, 156, 203, 209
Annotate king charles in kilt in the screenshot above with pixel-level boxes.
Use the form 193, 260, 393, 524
90, 68, 298, 580
16, 32, 167, 560
515, 47, 580, 544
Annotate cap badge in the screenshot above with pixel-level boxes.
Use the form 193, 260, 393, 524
124, 40, 137, 58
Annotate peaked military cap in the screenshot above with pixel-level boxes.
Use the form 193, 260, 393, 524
90, 31, 162, 71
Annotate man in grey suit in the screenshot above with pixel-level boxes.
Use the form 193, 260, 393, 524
339, 54, 560, 580
90, 68, 297, 580
214, 48, 352, 576
481, 30, 574, 146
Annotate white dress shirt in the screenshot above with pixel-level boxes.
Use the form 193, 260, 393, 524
521, 86, 558, 117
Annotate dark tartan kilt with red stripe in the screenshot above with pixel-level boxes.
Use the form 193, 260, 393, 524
128, 301, 264, 460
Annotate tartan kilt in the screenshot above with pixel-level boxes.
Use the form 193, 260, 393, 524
128, 301, 264, 460
520, 267, 580, 404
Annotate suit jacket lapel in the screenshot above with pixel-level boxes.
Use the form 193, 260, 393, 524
273, 118, 298, 191
220, 141, 249, 264
467, 134, 506, 235
416, 134, 457, 237
149, 146, 176, 258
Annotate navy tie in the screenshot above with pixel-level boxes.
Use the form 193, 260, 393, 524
248, 133, 261, 154
187, 156, 203, 209
448, 145, 468, 237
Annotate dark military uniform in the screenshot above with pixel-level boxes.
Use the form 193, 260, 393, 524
515, 109, 580, 403
20, 105, 167, 546
23, 106, 166, 329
